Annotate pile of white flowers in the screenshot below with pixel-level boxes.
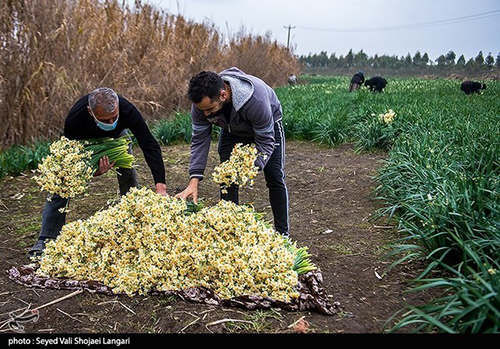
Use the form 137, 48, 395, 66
34, 137, 94, 199
212, 143, 259, 193
379, 109, 397, 125
37, 187, 303, 301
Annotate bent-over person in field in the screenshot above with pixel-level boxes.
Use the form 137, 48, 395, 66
175, 68, 290, 237
349, 71, 365, 92
28, 87, 168, 257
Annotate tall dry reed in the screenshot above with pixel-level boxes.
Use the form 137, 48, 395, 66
0, 0, 300, 148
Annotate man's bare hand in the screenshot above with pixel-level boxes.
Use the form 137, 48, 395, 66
155, 183, 168, 197
175, 178, 199, 204
94, 156, 116, 176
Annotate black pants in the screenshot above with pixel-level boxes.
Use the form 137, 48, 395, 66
218, 120, 289, 235
38, 130, 139, 240
349, 82, 361, 92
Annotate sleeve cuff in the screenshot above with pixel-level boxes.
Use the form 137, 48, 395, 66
190, 174, 204, 181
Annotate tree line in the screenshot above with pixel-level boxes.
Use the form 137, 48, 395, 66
299, 49, 500, 76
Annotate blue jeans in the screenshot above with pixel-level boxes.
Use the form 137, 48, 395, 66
218, 120, 289, 235
37, 131, 138, 240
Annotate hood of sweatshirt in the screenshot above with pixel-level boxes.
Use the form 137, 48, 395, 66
219, 67, 254, 111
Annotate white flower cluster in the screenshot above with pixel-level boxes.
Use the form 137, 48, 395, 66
37, 187, 300, 301
379, 109, 396, 125
34, 136, 94, 199
212, 143, 259, 193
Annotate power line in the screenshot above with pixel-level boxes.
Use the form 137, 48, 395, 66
296, 9, 500, 32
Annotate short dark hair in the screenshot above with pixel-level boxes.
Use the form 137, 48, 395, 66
187, 71, 224, 103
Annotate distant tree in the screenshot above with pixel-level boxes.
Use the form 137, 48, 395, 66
413, 51, 422, 67
445, 50, 456, 66
378, 55, 387, 69
485, 52, 495, 67
404, 53, 413, 67
421, 52, 430, 66
306, 51, 329, 67
319, 51, 330, 66
329, 53, 338, 67
465, 58, 475, 70
496, 52, 500, 67
393, 55, 404, 69
354, 49, 368, 67
436, 54, 447, 69
456, 55, 466, 66
345, 49, 354, 67
475, 51, 484, 66
337, 54, 345, 68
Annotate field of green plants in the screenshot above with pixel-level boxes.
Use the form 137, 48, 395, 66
278, 76, 499, 333
1, 76, 498, 332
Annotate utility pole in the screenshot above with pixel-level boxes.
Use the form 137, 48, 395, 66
284, 25, 295, 51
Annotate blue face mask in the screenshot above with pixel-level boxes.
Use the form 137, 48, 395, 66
89, 107, 119, 131
95, 116, 119, 131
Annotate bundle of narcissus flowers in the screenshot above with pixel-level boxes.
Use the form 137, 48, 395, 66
379, 109, 397, 125
34, 136, 134, 199
36, 187, 315, 301
212, 143, 259, 193
34, 137, 94, 199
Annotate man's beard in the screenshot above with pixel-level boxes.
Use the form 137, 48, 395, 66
209, 100, 225, 117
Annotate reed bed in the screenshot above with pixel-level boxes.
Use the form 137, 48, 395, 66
0, 0, 299, 148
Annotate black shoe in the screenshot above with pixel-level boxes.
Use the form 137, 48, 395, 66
28, 240, 46, 258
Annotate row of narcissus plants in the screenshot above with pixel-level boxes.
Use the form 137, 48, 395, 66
36, 187, 314, 301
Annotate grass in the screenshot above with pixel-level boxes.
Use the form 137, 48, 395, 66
14, 222, 41, 236
0, 141, 50, 179
323, 244, 354, 255
151, 112, 193, 145
226, 309, 283, 333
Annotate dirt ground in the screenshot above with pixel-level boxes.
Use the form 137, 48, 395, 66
0, 141, 437, 335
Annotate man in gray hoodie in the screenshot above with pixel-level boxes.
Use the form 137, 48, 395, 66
175, 67, 289, 237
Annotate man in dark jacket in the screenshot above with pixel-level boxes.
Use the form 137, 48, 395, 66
28, 87, 168, 257
365, 76, 388, 92
460, 81, 486, 95
349, 71, 365, 92
175, 68, 289, 237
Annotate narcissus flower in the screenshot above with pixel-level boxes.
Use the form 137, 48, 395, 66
379, 109, 396, 125
212, 143, 259, 191
34, 136, 135, 202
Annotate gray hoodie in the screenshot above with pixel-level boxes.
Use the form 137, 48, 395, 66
189, 67, 283, 180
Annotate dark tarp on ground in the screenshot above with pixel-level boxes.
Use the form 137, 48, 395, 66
7, 264, 339, 316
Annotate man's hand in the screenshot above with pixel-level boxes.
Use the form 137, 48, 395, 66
94, 156, 116, 176
175, 178, 199, 204
155, 183, 168, 197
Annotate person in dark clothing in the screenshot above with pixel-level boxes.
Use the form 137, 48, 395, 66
175, 68, 290, 237
460, 81, 486, 95
28, 87, 167, 257
349, 71, 365, 92
365, 76, 388, 92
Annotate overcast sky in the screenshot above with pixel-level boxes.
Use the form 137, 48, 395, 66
141, 0, 499, 61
